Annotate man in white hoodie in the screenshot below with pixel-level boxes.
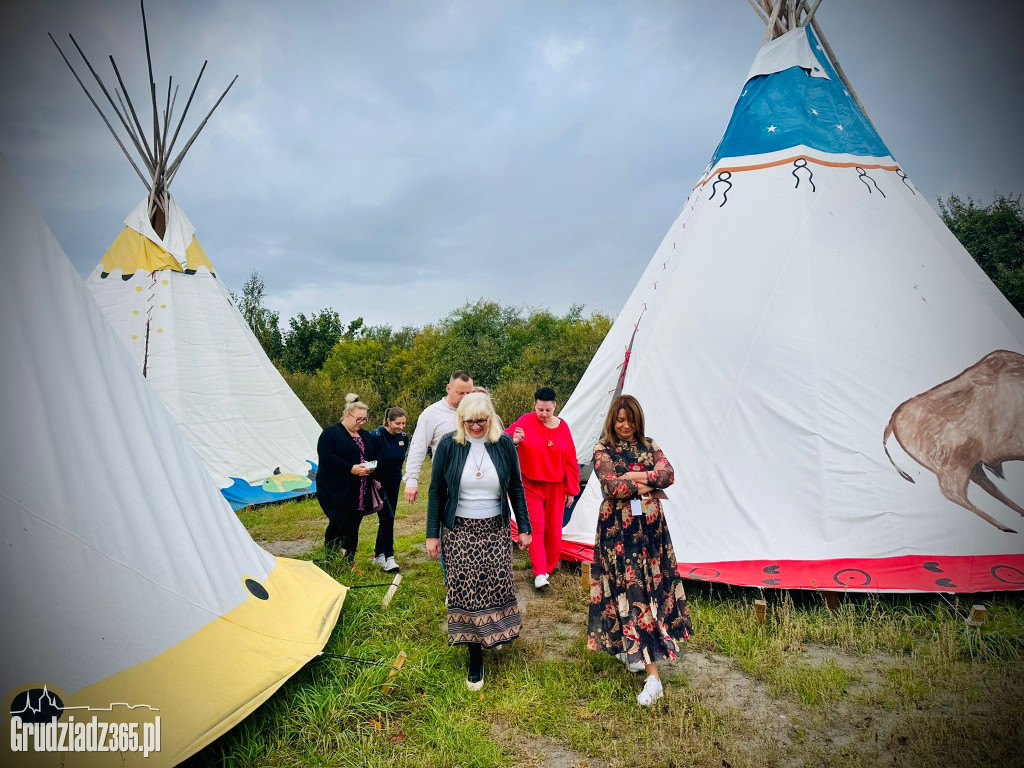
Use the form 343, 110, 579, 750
403, 370, 474, 504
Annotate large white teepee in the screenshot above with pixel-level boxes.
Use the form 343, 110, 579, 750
560, 4, 1024, 592
0, 154, 346, 766
51, 9, 322, 509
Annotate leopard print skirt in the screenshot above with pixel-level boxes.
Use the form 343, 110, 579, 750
441, 515, 521, 647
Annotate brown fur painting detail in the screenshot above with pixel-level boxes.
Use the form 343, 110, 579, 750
883, 350, 1024, 533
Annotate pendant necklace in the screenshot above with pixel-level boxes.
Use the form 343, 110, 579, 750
471, 444, 486, 479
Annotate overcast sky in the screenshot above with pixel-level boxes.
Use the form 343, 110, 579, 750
2, 1, 1022, 329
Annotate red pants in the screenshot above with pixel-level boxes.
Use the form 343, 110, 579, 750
523, 478, 566, 577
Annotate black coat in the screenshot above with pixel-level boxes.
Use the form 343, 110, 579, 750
317, 424, 378, 516
426, 432, 531, 538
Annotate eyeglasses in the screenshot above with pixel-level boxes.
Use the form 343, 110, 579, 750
463, 418, 489, 427
353, 416, 368, 424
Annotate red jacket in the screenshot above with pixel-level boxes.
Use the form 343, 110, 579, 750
505, 412, 580, 495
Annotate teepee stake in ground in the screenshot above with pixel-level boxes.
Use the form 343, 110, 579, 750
558, 0, 1024, 593
53, 1, 325, 510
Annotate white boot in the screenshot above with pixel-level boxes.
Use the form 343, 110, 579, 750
637, 675, 663, 706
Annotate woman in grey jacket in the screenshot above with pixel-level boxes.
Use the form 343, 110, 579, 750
426, 392, 531, 690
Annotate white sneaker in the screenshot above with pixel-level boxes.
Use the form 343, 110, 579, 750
627, 661, 647, 673
383, 556, 400, 572
637, 675, 663, 706
534, 574, 550, 589
466, 668, 484, 691
370, 554, 386, 569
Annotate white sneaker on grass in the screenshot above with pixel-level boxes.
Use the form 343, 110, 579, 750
370, 554, 386, 569
637, 675, 663, 706
534, 574, 550, 589
383, 556, 400, 572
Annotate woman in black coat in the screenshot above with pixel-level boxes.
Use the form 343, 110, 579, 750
317, 394, 389, 561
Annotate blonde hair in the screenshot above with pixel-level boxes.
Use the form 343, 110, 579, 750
342, 393, 368, 418
454, 392, 503, 444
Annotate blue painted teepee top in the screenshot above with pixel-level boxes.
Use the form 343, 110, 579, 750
711, 27, 890, 165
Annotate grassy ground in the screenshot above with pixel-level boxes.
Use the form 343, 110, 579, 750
187, 466, 1024, 768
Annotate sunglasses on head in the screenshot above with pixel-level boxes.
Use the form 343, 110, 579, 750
463, 418, 489, 427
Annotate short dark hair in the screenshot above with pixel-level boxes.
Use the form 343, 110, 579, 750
601, 394, 649, 447
534, 386, 556, 402
450, 370, 472, 383
384, 406, 407, 423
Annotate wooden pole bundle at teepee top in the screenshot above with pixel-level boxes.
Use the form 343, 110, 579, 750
50, 0, 237, 239
750, 0, 873, 126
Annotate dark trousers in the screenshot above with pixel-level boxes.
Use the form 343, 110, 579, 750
324, 509, 360, 559
374, 476, 401, 558
324, 499, 396, 559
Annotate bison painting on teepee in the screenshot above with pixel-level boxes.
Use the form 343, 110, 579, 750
51, 2, 322, 509
559, 0, 1024, 592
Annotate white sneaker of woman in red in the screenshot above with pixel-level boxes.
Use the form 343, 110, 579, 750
637, 674, 663, 706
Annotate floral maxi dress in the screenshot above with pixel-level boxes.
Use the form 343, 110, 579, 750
586, 437, 693, 666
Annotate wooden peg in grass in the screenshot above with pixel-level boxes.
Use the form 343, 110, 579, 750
382, 573, 403, 609
382, 651, 407, 695
966, 604, 987, 627
581, 561, 591, 591
753, 598, 767, 624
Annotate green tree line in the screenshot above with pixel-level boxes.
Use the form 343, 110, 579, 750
235, 274, 612, 429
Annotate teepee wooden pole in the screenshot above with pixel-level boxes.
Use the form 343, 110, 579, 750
165, 75, 238, 184
48, 34, 151, 192
747, 0, 769, 25
140, 0, 161, 162
115, 88, 147, 164
788, 0, 796, 30
164, 61, 207, 161
803, 0, 825, 27
66, 34, 154, 174
108, 55, 157, 170
762, 0, 784, 44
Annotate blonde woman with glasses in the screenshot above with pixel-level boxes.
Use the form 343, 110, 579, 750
426, 392, 531, 690
316, 394, 391, 561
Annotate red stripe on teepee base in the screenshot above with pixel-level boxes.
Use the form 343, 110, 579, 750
553, 535, 1024, 593
675, 555, 1024, 593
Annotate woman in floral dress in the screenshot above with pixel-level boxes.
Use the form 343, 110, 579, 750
586, 394, 693, 706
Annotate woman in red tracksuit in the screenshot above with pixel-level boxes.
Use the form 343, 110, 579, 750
506, 386, 580, 589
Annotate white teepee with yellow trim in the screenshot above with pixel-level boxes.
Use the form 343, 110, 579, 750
0, 153, 346, 767
50, 6, 322, 509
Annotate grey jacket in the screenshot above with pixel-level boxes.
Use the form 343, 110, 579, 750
426, 432, 531, 538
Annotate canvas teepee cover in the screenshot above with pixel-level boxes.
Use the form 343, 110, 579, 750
49, 10, 322, 510
85, 199, 323, 509
0, 154, 346, 766
559, 17, 1024, 592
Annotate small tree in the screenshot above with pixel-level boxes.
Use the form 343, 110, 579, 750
235, 269, 284, 362
939, 193, 1024, 316
281, 309, 345, 375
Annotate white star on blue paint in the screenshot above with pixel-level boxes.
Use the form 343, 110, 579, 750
767, 125, 778, 132
811, 109, 819, 116
836, 124, 844, 131
741, 89, 748, 97
816, 44, 823, 51
844, 90, 850, 97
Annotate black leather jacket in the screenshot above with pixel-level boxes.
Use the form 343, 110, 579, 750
426, 432, 531, 538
